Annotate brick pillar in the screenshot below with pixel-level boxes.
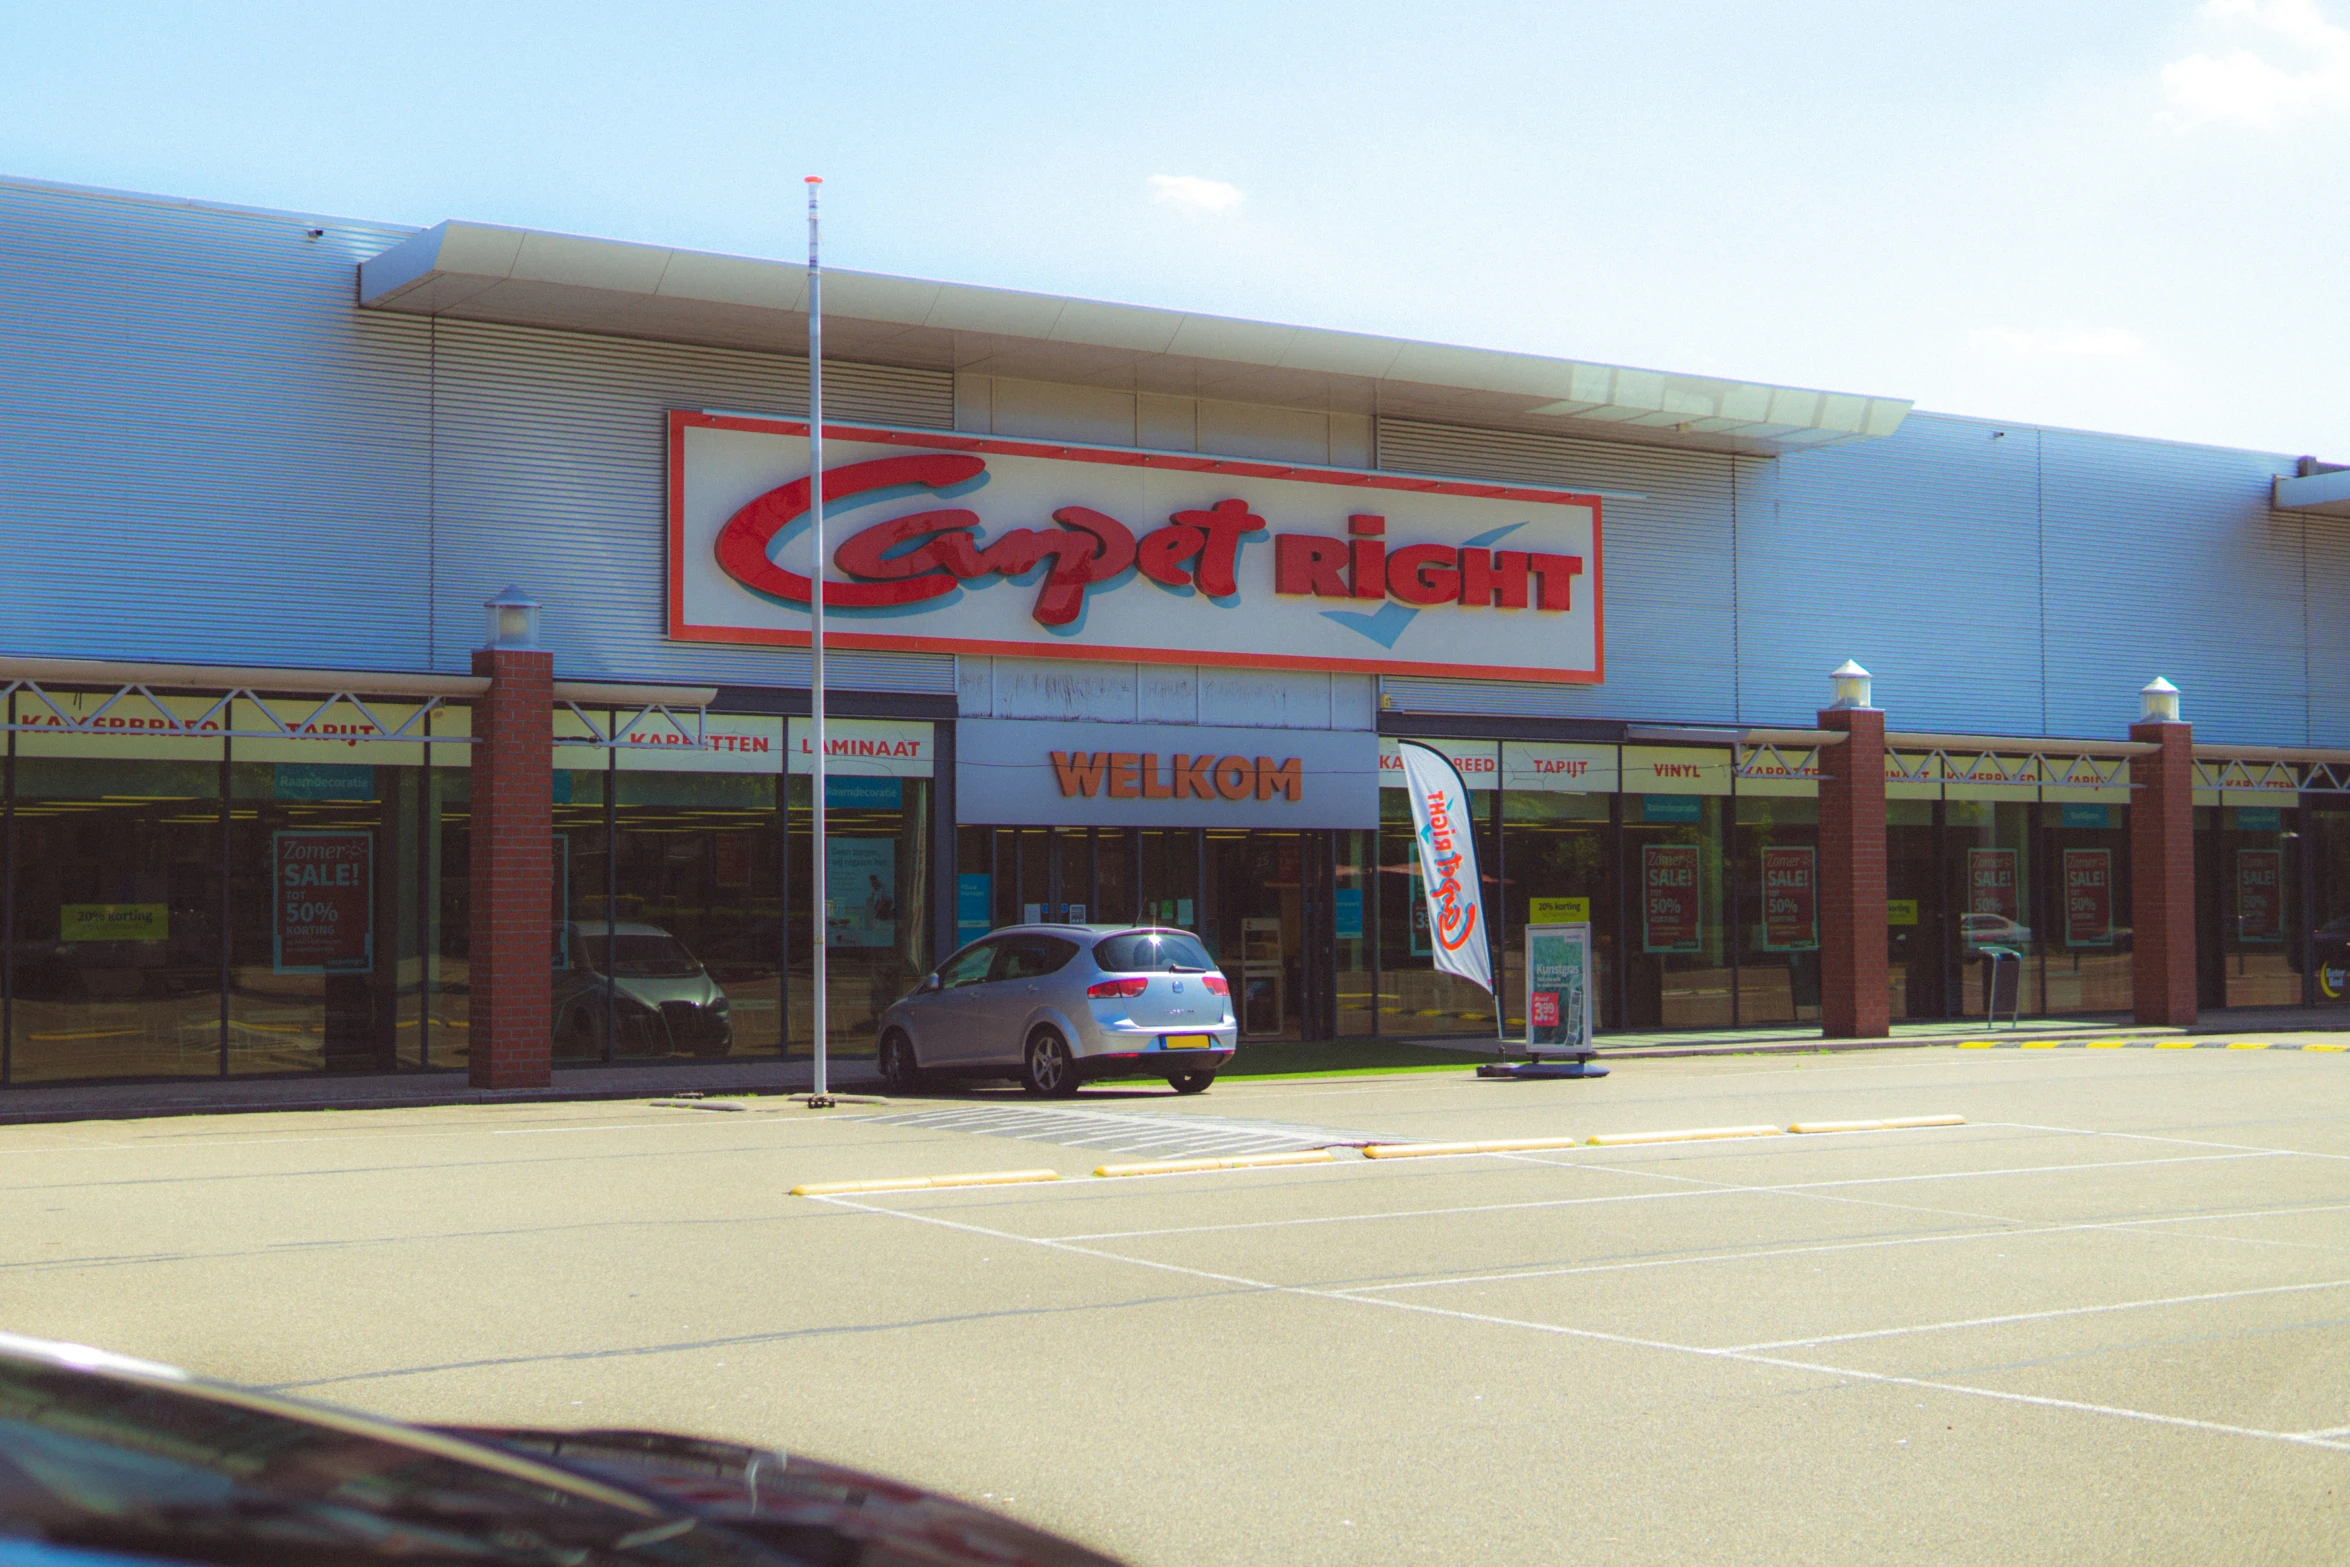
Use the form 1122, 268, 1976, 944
469, 647, 554, 1088
1817, 705, 1889, 1038
2127, 719, 2197, 1027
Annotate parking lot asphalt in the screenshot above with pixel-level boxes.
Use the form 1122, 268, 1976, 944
4, 1047, 2348, 1564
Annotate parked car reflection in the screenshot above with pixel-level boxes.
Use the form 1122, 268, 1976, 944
554, 920, 732, 1060
1958, 913, 2035, 950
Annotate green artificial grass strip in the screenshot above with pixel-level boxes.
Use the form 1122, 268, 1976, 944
1216, 1039, 1493, 1078
1218, 1062, 1478, 1083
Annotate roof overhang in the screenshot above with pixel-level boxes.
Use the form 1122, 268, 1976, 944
358, 221, 1911, 458
2274, 469, 2350, 517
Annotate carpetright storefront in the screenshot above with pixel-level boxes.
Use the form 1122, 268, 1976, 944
6, 171, 2350, 1094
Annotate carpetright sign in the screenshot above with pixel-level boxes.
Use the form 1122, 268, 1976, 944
669, 414, 1603, 682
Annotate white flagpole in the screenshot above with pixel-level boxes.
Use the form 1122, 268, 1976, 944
805, 175, 831, 1107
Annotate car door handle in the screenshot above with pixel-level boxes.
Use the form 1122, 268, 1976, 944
1025, 984, 1040, 992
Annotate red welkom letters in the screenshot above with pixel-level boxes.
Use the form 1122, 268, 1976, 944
1050, 752, 1303, 803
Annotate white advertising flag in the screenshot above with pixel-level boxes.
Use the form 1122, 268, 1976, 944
1398, 739, 1494, 997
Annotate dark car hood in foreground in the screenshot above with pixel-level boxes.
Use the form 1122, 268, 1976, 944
0, 1334, 1123, 1567
443, 1426, 1117, 1567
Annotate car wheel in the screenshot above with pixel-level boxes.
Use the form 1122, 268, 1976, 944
877, 1029, 924, 1094
1167, 1071, 1215, 1095
1023, 1030, 1079, 1098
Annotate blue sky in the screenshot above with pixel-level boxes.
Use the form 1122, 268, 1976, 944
5, 0, 2345, 455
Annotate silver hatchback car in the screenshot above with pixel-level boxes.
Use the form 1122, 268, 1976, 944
876, 924, 1237, 1096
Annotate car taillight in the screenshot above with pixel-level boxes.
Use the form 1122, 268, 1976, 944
1202, 974, 1230, 996
1087, 977, 1149, 999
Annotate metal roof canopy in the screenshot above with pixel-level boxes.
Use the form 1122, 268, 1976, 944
2274, 468, 2350, 518
357, 222, 1913, 459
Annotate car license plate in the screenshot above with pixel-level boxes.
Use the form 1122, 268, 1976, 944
1158, 1033, 1213, 1051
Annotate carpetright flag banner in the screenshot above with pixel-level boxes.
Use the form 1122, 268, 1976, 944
1397, 740, 1494, 999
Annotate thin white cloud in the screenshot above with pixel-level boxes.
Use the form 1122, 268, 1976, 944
2161, 0, 2350, 127
1147, 174, 1244, 214
1971, 327, 2147, 359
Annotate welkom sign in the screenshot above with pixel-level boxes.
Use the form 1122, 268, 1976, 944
956, 720, 1376, 829
669, 414, 1603, 682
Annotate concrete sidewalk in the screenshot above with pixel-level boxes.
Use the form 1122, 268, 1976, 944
4, 1005, 2344, 1126
0, 1054, 882, 1127
1401, 1005, 2350, 1059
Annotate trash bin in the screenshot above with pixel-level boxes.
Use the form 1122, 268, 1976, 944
1788, 953, 1821, 1010
1979, 945, 2022, 1027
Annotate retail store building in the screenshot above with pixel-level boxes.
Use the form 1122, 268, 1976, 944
5, 173, 2350, 1090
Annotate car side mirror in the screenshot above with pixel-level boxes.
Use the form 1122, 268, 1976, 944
920, 973, 942, 992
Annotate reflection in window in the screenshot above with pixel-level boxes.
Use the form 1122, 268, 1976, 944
788, 772, 932, 1050
559, 768, 779, 1063
1498, 790, 1611, 1033
1623, 794, 1728, 1029
1377, 786, 1498, 1036
1734, 795, 1820, 1027
8, 756, 223, 1083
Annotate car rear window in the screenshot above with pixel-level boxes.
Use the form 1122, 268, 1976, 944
1092, 930, 1217, 973
995, 935, 1081, 980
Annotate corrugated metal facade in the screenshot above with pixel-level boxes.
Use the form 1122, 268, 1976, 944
1379, 415, 2347, 743
2037, 429, 2307, 746
1733, 413, 2049, 734
0, 181, 432, 670
2308, 510, 2350, 747
0, 177, 955, 694
954, 657, 1374, 730
424, 317, 954, 691
4, 176, 2345, 742
1376, 419, 1735, 723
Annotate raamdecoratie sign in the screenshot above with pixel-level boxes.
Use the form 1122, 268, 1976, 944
669, 414, 1603, 682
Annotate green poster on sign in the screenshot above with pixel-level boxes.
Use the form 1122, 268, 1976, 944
1525, 922, 1594, 1050
60, 904, 168, 942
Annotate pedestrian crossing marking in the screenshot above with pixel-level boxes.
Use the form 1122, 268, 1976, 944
851, 1102, 1388, 1160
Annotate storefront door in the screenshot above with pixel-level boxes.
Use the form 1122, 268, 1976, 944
1886, 801, 1944, 1018
1205, 831, 1305, 1039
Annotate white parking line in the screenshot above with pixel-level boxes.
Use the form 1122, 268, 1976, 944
852, 1103, 1382, 1161
1053, 1183, 1716, 1242
817, 1192, 2350, 1457
1359, 1291, 2350, 1455
1720, 1276, 2350, 1352
1987, 1121, 2350, 1162
1328, 1211, 2350, 1296
491, 1123, 670, 1136
1048, 1149, 2286, 1242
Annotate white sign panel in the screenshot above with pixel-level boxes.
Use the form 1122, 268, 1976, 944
1380, 736, 1499, 790
1526, 922, 1595, 1050
670, 415, 1603, 683
620, 713, 782, 773
1503, 742, 1618, 793
1622, 745, 1733, 796
551, 712, 784, 773
13, 690, 227, 761
230, 697, 433, 766
787, 717, 935, 778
